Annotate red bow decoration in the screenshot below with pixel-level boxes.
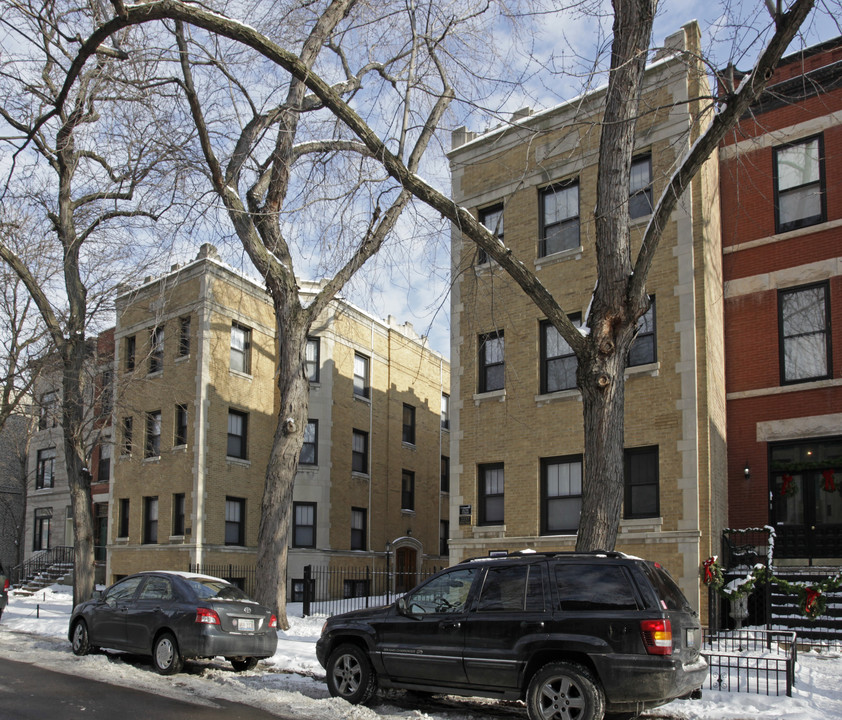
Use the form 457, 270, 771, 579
805, 587, 821, 615
781, 474, 794, 496
822, 469, 836, 492
703, 557, 716, 584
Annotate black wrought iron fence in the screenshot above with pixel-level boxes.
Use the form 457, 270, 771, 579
300, 564, 442, 617
702, 629, 797, 697
188, 563, 257, 598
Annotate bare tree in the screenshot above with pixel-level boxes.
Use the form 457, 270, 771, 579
0, 0, 189, 606
49, 0, 818, 614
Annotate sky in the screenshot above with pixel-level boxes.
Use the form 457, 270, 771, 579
301, 0, 842, 359
2, 583, 842, 719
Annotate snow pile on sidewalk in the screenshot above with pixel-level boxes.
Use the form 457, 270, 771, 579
1, 585, 841, 719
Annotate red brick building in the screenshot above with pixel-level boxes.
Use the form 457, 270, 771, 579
721, 38, 842, 561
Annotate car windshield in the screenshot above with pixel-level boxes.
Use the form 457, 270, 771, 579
186, 578, 251, 601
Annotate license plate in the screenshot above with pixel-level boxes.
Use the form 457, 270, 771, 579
236, 618, 255, 632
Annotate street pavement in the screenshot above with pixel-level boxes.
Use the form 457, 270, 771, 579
0, 657, 295, 720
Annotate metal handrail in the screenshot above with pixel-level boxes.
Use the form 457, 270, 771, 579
11, 546, 74, 586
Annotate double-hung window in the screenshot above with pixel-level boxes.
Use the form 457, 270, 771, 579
353, 353, 370, 398
540, 180, 579, 256
179, 316, 191, 357
292, 502, 316, 548
352, 429, 368, 474
478, 204, 504, 265
36, 448, 56, 489
118, 498, 130, 538
441, 393, 450, 429
401, 470, 415, 511
541, 316, 581, 393
478, 331, 505, 393
149, 327, 164, 374
774, 135, 825, 233
351, 507, 366, 550
305, 337, 320, 382
174, 404, 188, 447
542, 456, 582, 534
122, 416, 133, 455
225, 497, 245, 545
300, 420, 318, 465
230, 323, 251, 374
227, 409, 248, 459
125, 335, 136, 372
143, 496, 158, 544
629, 155, 653, 219
97, 441, 111, 482
145, 411, 161, 458
172, 493, 185, 536
478, 463, 504, 525
628, 297, 657, 367
402, 404, 416, 445
624, 446, 659, 518
441, 456, 450, 493
779, 282, 831, 384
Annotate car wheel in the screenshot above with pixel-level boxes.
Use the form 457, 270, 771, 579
325, 644, 377, 704
526, 661, 605, 720
152, 632, 184, 675
228, 656, 259, 672
71, 619, 92, 656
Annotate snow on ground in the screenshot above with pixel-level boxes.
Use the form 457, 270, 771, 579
1, 585, 840, 719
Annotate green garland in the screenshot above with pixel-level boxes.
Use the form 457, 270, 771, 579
701, 559, 842, 620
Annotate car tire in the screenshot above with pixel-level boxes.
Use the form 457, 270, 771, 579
71, 619, 92, 656
228, 656, 259, 672
526, 661, 605, 720
325, 643, 377, 705
152, 632, 184, 675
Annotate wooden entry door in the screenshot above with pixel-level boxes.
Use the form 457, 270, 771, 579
395, 546, 417, 594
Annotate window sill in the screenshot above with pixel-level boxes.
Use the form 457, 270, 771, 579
534, 245, 583, 270
171, 445, 187, 453
535, 388, 581, 406
473, 388, 505, 405
353, 392, 372, 405
620, 516, 663, 533
625, 361, 660, 378
298, 464, 319, 473
401, 509, 416, 515
472, 524, 506, 538
351, 471, 370, 480
226, 456, 251, 467
168, 535, 186, 544
402, 441, 417, 451
175, 355, 190, 364
143, 456, 161, 464
229, 369, 253, 381
629, 213, 651, 226
34, 486, 56, 493
115, 537, 129, 545
146, 370, 163, 379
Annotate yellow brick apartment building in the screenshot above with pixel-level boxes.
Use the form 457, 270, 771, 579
108, 244, 450, 599
446, 22, 727, 612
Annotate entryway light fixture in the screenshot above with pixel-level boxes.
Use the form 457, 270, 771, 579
744, 462, 750, 481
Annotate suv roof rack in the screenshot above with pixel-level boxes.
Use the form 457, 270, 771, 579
459, 549, 631, 563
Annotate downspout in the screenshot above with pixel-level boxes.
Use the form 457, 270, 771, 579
192, 269, 213, 567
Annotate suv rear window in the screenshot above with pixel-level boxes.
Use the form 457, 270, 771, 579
642, 563, 691, 611
554, 564, 638, 611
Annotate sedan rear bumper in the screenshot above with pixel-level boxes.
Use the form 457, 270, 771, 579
181, 627, 279, 659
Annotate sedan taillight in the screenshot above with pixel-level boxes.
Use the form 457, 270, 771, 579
195, 607, 221, 625
640, 619, 672, 655
2, 578, 8, 591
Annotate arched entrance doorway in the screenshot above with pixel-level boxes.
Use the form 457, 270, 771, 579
391, 536, 422, 594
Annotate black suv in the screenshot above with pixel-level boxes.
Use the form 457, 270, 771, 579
316, 551, 706, 720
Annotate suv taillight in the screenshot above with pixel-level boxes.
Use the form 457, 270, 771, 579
195, 607, 221, 625
2, 578, 9, 591
640, 619, 672, 655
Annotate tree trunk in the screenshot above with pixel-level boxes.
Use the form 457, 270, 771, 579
254, 307, 310, 630
62, 338, 95, 607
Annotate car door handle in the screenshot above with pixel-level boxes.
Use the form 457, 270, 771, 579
520, 621, 545, 631
441, 621, 461, 630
